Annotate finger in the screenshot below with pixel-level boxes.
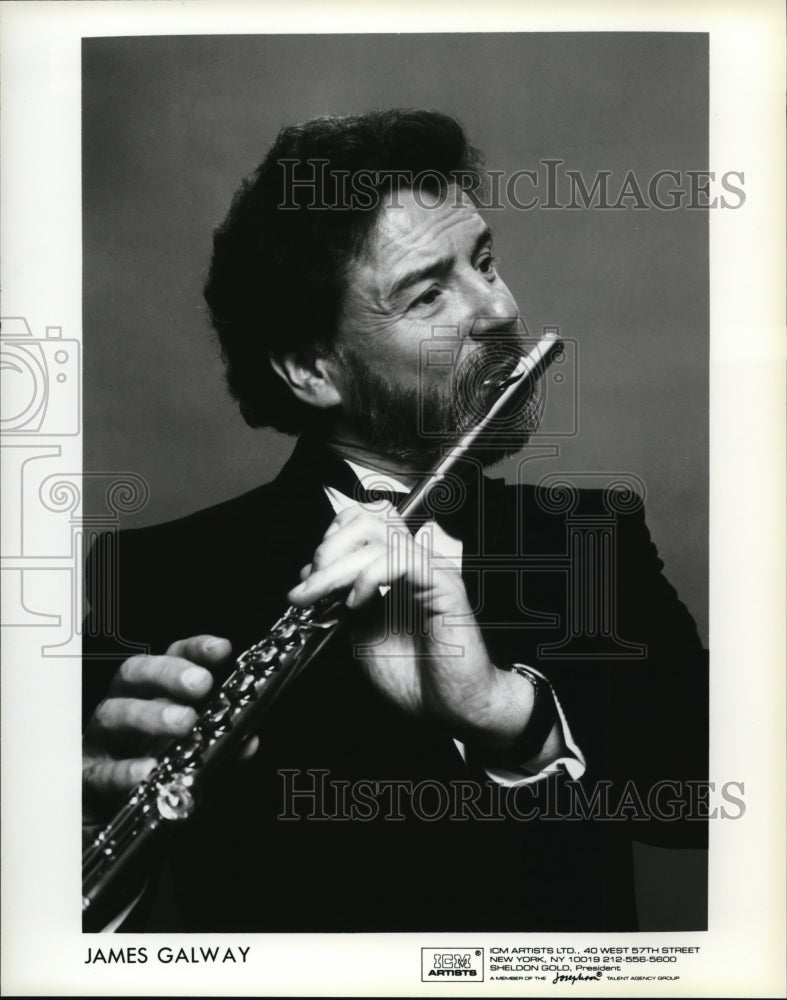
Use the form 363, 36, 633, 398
322, 500, 403, 545
110, 654, 214, 702
166, 634, 233, 666
331, 505, 366, 528
88, 696, 198, 742
311, 506, 399, 573
288, 543, 385, 606
317, 505, 362, 547
83, 756, 157, 798
346, 526, 448, 608
346, 546, 414, 608
322, 518, 343, 538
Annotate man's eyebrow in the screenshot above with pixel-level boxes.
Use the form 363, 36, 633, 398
387, 225, 494, 299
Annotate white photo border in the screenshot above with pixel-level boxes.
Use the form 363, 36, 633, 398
1, 1, 784, 996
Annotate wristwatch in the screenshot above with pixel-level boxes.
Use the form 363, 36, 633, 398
494, 663, 557, 766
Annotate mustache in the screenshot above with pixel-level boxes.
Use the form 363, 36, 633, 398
331, 336, 540, 466
450, 340, 542, 435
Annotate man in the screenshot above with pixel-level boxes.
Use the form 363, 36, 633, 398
82, 109, 708, 932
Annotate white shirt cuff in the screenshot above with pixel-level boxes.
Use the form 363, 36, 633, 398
454, 665, 586, 788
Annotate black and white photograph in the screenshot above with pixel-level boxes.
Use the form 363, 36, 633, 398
1, 2, 784, 996
80, 31, 712, 936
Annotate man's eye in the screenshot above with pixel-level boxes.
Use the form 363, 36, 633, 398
478, 253, 500, 276
413, 287, 441, 308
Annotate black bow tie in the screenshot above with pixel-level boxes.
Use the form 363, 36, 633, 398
337, 468, 478, 544
351, 485, 408, 507
302, 441, 483, 546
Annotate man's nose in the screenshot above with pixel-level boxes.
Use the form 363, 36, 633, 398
464, 276, 519, 342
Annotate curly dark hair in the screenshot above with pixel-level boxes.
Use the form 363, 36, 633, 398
203, 108, 483, 433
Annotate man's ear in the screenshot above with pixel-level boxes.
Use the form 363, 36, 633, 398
268, 349, 342, 410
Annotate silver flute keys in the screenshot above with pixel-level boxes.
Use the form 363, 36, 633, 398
82, 601, 340, 902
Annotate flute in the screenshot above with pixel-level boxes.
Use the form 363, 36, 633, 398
82, 330, 562, 929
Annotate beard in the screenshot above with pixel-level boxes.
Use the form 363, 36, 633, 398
333, 339, 544, 467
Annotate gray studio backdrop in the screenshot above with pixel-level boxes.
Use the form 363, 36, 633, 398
83, 33, 708, 928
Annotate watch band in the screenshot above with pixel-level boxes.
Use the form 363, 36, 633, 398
493, 663, 557, 767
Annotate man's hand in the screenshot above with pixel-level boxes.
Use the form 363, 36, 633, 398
82, 635, 237, 831
288, 504, 536, 753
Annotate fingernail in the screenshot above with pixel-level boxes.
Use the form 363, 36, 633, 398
289, 582, 306, 598
132, 758, 156, 782
183, 666, 206, 691
163, 705, 191, 727
205, 637, 227, 652
345, 590, 356, 608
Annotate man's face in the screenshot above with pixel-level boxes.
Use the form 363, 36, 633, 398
327, 186, 536, 465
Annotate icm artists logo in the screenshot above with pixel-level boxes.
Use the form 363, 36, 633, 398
421, 948, 484, 981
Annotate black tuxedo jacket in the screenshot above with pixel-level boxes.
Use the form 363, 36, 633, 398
83, 438, 708, 932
